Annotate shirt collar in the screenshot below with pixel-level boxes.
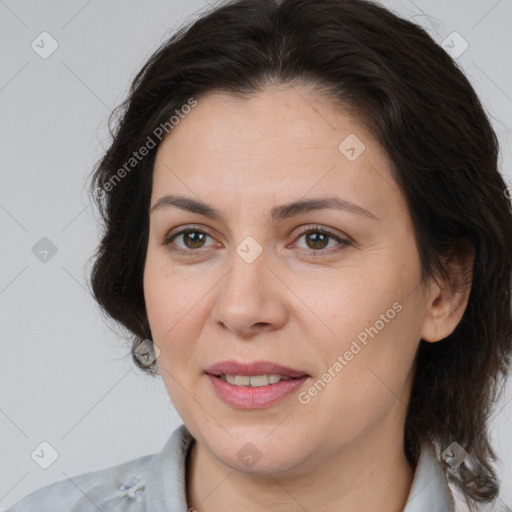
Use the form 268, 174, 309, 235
145, 423, 193, 511
145, 424, 454, 511
403, 440, 455, 511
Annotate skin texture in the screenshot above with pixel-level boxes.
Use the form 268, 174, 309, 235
143, 84, 474, 512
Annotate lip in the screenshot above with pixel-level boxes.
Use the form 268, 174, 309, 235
205, 360, 310, 410
205, 360, 309, 379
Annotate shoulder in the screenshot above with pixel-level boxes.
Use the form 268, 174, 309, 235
6, 452, 155, 512
6, 424, 193, 512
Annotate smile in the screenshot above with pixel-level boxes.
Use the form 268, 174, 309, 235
205, 360, 310, 409
219, 374, 293, 386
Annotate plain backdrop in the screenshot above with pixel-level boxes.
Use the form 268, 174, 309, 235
1, 0, 511, 509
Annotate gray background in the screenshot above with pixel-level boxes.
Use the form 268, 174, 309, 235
1, 0, 511, 509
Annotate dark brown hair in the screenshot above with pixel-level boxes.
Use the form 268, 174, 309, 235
87, 0, 512, 508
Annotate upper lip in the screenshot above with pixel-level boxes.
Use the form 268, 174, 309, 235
205, 360, 309, 378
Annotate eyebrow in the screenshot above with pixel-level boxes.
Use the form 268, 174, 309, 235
150, 194, 378, 222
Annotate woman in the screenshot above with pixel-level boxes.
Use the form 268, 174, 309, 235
8, 0, 512, 510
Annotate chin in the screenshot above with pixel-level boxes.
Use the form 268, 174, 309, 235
205, 427, 315, 474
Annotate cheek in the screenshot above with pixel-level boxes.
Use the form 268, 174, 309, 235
313, 286, 421, 412
301, 262, 421, 398
143, 254, 194, 359
305, 264, 403, 348
300, 307, 420, 446
144, 248, 202, 333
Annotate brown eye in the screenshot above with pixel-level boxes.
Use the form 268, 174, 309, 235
294, 227, 351, 255
179, 230, 208, 249
164, 228, 216, 253
304, 232, 330, 250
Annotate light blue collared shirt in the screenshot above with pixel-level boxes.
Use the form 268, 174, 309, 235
7, 424, 458, 511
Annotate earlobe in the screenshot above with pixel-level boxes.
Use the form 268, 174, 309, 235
420, 241, 475, 343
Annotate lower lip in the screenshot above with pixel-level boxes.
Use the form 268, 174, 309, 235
207, 374, 309, 409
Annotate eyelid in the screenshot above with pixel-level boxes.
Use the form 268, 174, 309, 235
162, 223, 352, 256
165, 222, 215, 235
163, 224, 218, 247
291, 224, 352, 253
293, 224, 349, 241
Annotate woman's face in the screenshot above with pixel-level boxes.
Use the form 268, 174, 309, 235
144, 85, 434, 474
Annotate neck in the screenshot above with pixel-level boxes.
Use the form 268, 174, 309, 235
185, 408, 415, 512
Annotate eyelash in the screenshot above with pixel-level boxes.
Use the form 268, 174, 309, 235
162, 225, 351, 257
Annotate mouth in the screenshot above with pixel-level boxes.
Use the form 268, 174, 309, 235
205, 360, 310, 409
205, 360, 309, 380
212, 374, 297, 386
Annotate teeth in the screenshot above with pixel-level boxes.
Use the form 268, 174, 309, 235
234, 375, 250, 386
249, 375, 269, 387
224, 374, 236, 385
222, 374, 292, 387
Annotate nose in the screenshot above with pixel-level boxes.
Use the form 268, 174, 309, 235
211, 245, 289, 338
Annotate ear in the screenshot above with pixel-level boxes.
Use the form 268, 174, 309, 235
421, 240, 475, 343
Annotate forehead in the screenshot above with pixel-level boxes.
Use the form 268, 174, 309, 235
151, 86, 404, 219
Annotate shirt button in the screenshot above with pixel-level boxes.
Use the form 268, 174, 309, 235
118, 476, 140, 492
118, 476, 146, 499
